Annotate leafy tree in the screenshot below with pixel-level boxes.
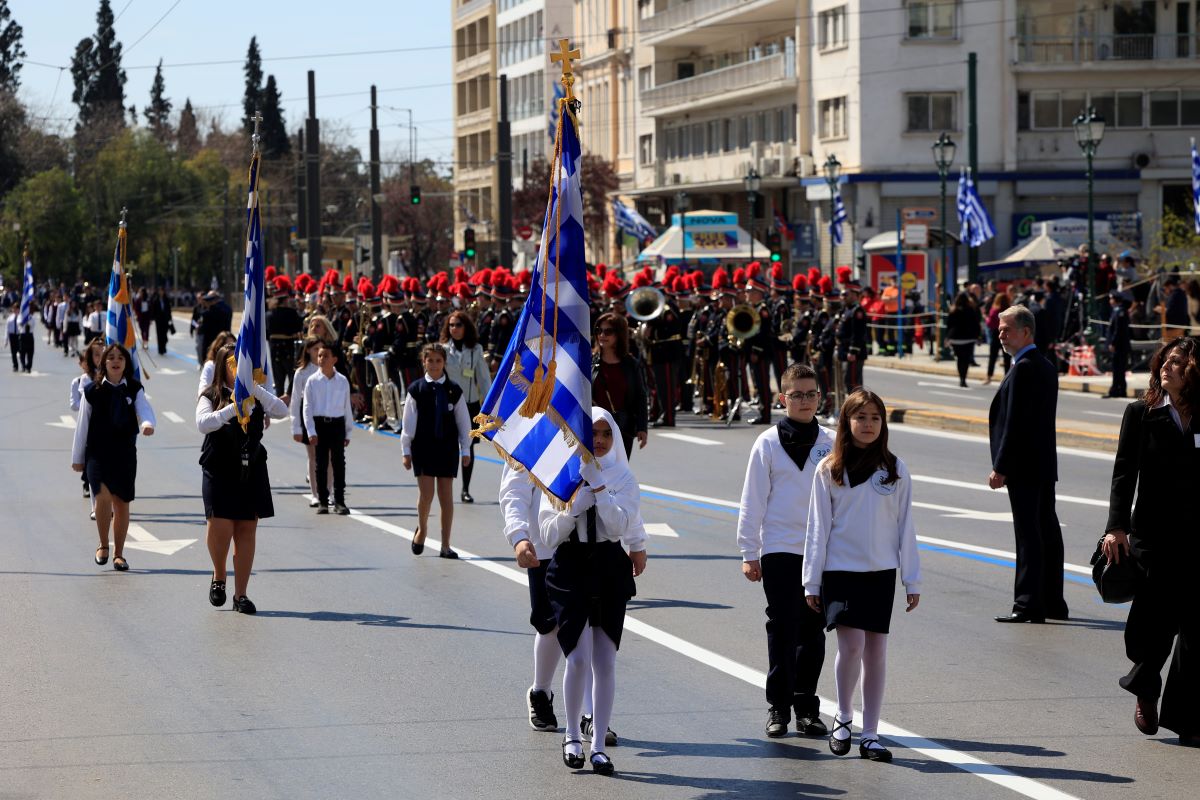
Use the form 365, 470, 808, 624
243, 36, 263, 134
512, 154, 619, 255
176, 98, 199, 157
144, 59, 171, 142
382, 159, 453, 278
0, 167, 86, 280
0, 0, 25, 93
0, 88, 24, 194
258, 74, 290, 160
70, 0, 126, 131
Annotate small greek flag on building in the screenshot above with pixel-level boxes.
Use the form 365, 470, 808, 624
612, 198, 658, 243
18, 256, 34, 329
830, 186, 847, 246
105, 216, 143, 381
232, 143, 273, 427
478, 82, 593, 507
1190, 138, 1199, 234
956, 167, 996, 248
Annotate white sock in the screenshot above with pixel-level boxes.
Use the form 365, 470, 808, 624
588, 630, 618, 757
860, 632, 889, 741
563, 627, 592, 750
834, 626, 865, 740
832, 712, 853, 742
532, 629, 561, 694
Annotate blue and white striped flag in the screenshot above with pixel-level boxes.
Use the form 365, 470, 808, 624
956, 167, 996, 248
547, 81, 566, 144
105, 221, 143, 380
233, 150, 272, 427
479, 95, 593, 506
1190, 138, 1199, 234
830, 186, 847, 246
612, 198, 658, 243
17, 256, 34, 329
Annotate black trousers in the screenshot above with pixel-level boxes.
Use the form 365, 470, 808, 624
842, 356, 864, 393
19, 332, 33, 370
1005, 480, 1067, 618
987, 335, 1010, 379
678, 355, 693, 412
313, 416, 347, 505
461, 400, 481, 492
749, 353, 771, 422
761, 552, 826, 716
155, 319, 169, 355
270, 342, 294, 396
952, 342, 975, 385
652, 359, 677, 426
1109, 346, 1128, 397
7, 333, 17, 370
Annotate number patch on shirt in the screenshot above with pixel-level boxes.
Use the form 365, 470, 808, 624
809, 445, 831, 465
870, 470, 897, 496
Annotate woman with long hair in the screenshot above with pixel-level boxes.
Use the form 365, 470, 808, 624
196, 344, 289, 614
289, 336, 331, 507
71, 344, 156, 571
62, 300, 82, 357
983, 292, 1012, 385
304, 314, 351, 381
591, 312, 648, 459
198, 331, 236, 394
945, 291, 981, 388
440, 310, 492, 503
70, 338, 106, 514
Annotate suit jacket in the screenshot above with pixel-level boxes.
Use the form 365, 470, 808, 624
988, 346, 1058, 483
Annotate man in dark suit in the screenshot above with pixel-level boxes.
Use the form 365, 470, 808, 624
987, 304, 1068, 623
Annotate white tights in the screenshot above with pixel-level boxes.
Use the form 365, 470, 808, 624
533, 627, 592, 713
562, 627, 616, 757
833, 626, 888, 741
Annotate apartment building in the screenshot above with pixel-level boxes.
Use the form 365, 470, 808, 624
453, 0, 499, 260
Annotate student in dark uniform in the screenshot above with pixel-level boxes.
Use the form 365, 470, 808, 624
837, 280, 869, 392
196, 344, 289, 613
71, 344, 156, 571
1105, 291, 1132, 399
744, 272, 776, 424
266, 277, 305, 397
401, 343, 473, 559
646, 280, 685, 428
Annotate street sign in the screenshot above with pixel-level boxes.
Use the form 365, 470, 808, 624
900, 271, 918, 291
517, 225, 533, 240
903, 223, 929, 248
902, 207, 938, 222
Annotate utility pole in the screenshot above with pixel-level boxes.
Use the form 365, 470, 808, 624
369, 85, 383, 280
498, 75, 513, 271
305, 71, 322, 274
967, 52, 979, 287
222, 183, 230, 293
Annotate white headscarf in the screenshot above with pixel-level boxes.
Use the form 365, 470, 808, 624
591, 406, 635, 494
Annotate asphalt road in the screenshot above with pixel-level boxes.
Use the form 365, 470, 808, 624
0, 330, 1192, 800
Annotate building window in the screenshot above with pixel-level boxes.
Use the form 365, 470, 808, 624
1183, 90, 1200, 126
906, 1, 956, 40
1116, 90, 1143, 127
638, 66, 652, 93
818, 6, 848, 51
1150, 90, 1179, 127
819, 96, 847, 139
1031, 90, 1061, 129
905, 92, 956, 132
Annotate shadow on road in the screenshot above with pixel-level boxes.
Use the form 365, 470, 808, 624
253, 608, 531, 637
627, 597, 733, 612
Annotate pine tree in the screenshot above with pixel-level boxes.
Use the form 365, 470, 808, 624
70, 0, 126, 130
259, 74, 290, 160
176, 97, 199, 157
0, 0, 26, 93
144, 59, 172, 141
243, 36, 263, 134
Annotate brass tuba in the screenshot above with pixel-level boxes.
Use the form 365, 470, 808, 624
626, 286, 666, 322
725, 303, 759, 345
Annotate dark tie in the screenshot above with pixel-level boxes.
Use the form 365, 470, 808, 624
433, 382, 445, 437
586, 506, 597, 544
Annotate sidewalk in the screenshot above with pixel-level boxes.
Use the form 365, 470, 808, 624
865, 351, 1143, 397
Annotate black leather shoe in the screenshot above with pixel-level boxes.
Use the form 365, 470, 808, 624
561, 739, 585, 770
439, 548, 459, 560
765, 707, 789, 738
112, 556, 129, 571
859, 738, 893, 762
460, 491, 474, 503
411, 529, 425, 555
232, 595, 257, 615
315, 506, 329, 515
590, 752, 615, 776
829, 719, 852, 756
796, 714, 828, 736
209, 580, 226, 607
334, 504, 350, 515
994, 611, 1045, 624
94, 546, 109, 566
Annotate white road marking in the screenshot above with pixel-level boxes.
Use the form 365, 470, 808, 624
643, 523, 679, 538
1084, 410, 1125, 419
913, 501, 1012, 522
918, 534, 1091, 576
928, 390, 987, 402
20, 370, 47, 377
124, 523, 196, 556
642, 484, 738, 508
46, 414, 77, 429
908, 474, 1108, 508
341, 504, 1082, 800
888, 423, 1114, 462
162, 411, 185, 423
917, 381, 970, 391
655, 431, 723, 446
157, 368, 185, 375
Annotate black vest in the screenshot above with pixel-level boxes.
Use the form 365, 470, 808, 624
406, 378, 463, 442
198, 389, 267, 471
84, 379, 142, 454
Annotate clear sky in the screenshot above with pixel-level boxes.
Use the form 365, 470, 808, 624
12, 0, 454, 171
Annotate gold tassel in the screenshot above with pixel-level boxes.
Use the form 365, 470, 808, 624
518, 364, 546, 418
538, 359, 557, 408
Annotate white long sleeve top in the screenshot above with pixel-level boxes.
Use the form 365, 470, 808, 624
55, 301, 67, 328
86, 310, 103, 332
736, 424, 835, 561
802, 455, 921, 596
195, 383, 289, 434
499, 465, 554, 559
289, 362, 318, 435
537, 476, 647, 554
197, 359, 216, 396
69, 373, 94, 412
70, 378, 156, 464
444, 342, 493, 405
399, 373, 472, 457
301, 370, 355, 440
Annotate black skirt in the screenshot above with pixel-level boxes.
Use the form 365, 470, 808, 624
202, 463, 274, 521
410, 436, 460, 478
527, 562, 557, 636
86, 447, 137, 503
546, 539, 637, 655
821, 569, 898, 634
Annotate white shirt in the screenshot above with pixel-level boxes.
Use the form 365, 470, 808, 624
499, 465, 553, 559
55, 301, 68, 328
802, 455, 921, 596
86, 310, 103, 332
1155, 394, 1185, 434
444, 342, 493, 405
198, 360, 216, 396
537, 475, 647, 553
196, 383, 289, 434
736, 423, 836, 561
5, 314, 16, 335
289, 362, 318, 435
69, 373, 94, 412
302, 370, 354, 439
70, 378, 156, 464
399, 373, 472, 457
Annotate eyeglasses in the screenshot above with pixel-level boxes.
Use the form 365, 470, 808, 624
596, 328, 616, 336
448, 322, 464, 328
783, 390, 821, 402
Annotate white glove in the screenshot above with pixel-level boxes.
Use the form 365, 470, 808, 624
580, 459, 604, 488
252, 382, 275, 402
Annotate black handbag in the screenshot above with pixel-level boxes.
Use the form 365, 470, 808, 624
1089, 537, 1144, 604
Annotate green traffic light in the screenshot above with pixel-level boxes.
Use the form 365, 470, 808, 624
465, 248, 476, 258
770, 253, 782, 262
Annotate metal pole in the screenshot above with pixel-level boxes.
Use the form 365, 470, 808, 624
369, 85, 383, 280
967, 52, 979, 286
1086, 148, 1095, 334
748, 191, 755, 263
498, 76, 513, 271
938, 170, 947, 359
828, 196, 835, 278
305, 71, 322, 274
681, 209, 687, 269
896, 208, 905, 358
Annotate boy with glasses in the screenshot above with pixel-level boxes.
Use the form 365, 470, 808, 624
736, 363, 834, 738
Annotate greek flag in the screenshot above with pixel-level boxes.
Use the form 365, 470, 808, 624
105, 222, 143, 380
18, 257, 34, 329
233, 151, 272, 426
1191, 138, 1199, 234
612, 199, 658, 243
547, 81, 566, 144
830, 186, 847, 246
479, 97, 592, 506
956, 167, 996, 248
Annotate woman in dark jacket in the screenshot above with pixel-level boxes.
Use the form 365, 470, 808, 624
1101, 336, 1200, 746
945, 292, 982, 387
591, 312, 648, 459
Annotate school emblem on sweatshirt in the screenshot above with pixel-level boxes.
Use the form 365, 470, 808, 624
809, 445, 831, 466
871, 470, 897, 496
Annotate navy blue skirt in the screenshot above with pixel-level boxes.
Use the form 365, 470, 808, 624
546, 539, 636, 655
821, 569, 897, 634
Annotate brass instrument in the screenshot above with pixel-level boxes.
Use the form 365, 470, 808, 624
725, 303, 759, 350
710, 361, 728, 422
366, 352, 402, 431
626, 286, 666, 322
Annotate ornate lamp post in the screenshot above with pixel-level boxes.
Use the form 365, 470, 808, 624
822, 154, 841, 277
931, 132, 957, 291
675, 190, 691, 269
1072, 106, 1105, 335
743, 167, 761, 263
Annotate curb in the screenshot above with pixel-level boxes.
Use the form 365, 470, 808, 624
867, 357, 1145, 399
889, 407, 1118, 453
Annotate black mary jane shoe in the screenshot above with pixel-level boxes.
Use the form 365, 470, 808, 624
112, 556, 129, 572
209, 579, 227, 607
460, 491, 474, 504
411, 529, 425, 556
590, 752, 615, 776
232, 595, 257, 615
561, 739, 585, 770
859, 738, 893, 762
439, 548, 459, 560
95, 546, 109, 566
828, 719, 852, 756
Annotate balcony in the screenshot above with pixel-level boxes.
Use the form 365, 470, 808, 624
1013, 33, 1200, 66
640, 0, 791, 47
641, 0, 746, 35
455, 0, 490, 20
642, 53, 794, 115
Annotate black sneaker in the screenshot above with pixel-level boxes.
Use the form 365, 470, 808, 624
334, 504, 350, 515
581, 715, 618, 747
766, 707, 789, 738
315, 506, 329, 515
528, 688, 558, 732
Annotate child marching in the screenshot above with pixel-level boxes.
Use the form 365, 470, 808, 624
302, 343, 354, 515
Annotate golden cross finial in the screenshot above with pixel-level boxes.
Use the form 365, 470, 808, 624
550, 39, 581, 102
119, 206, 128, 228
251, 108, 263, 155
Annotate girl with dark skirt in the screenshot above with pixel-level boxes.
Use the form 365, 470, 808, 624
803, 389, 920, 763
195, 344, 289, 614
70, 344, 156, 571
400, 343, 472, 559
537, 408, 648, 776
70, 339, 105, 516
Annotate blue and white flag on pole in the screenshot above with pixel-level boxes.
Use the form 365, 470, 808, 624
105, 219, 143, 380
18, 256, 34, 329
232, 148, 272, 427
479, 92, 593, 506
547, 81, 566, 144
956, 167, 996, 248
1190, 137, 1199, 234
612, 198, 658, 243
830, 185, 847, 246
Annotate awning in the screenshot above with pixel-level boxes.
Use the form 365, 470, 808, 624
979, 232, 1070, 270
636, 210, 770, 264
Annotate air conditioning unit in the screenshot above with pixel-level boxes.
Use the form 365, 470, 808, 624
761, 157, 783, 177
1132, 152, 1152, 169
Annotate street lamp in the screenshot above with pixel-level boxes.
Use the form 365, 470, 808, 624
931, 132, 957, 355
675, 190, 690, 269
743, 167, 761, 263
822, 154, 841, 277
1072, 105, 1105, 335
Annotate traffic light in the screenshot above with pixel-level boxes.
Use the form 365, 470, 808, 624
767, 230, 783, 263
409, 184, 421, 205
463, 227, 476, 260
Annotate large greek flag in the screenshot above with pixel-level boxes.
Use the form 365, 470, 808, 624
479, 99, 592, 506
830, 186, 847, 246
18, 257, 33, 329
105, 223, 143, 380
956, 167, 996, 247
1191, 138, 1199, 234
233, 151, 272, 426
612, 198, 658, 243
